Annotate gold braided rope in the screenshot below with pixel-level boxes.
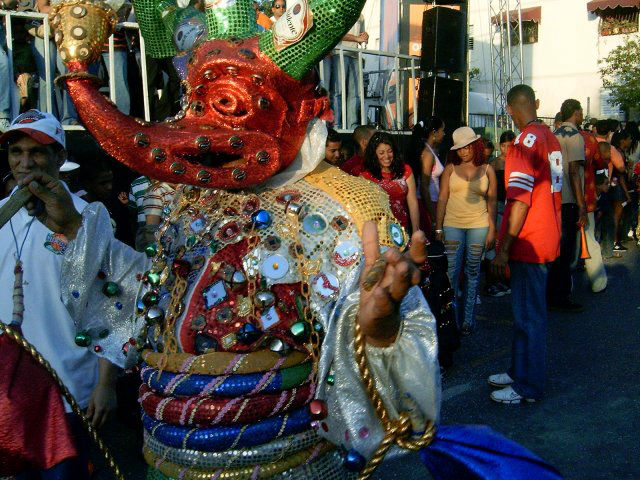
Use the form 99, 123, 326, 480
353, 321, 436, 480
0, 322, 125, 480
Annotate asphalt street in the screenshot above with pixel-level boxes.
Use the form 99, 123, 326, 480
94, 244, 640, 480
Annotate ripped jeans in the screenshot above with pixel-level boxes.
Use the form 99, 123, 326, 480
443, 226, 488, 329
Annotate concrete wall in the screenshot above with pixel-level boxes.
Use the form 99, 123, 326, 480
468, 0, 633, 119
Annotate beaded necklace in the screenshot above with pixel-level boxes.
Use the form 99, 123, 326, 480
9, 216, 35, 326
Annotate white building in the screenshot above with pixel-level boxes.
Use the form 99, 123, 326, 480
468, 0, 639, 120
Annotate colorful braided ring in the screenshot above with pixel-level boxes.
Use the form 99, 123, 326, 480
142, 406, 312, 452
145, 449, 349, 480
141, 349, 310, 375
139, 382, 315, 427
140, 362, 312, 397
143, 442, 334, 480
143, 429, 320, 469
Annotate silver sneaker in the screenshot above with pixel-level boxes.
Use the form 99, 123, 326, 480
487, 372, 513, 388
490, 386, 536, 404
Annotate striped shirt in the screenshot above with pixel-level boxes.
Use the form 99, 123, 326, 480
129, 176, 151, 227
143, 183, 176, 221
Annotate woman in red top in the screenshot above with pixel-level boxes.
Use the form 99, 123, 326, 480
360, 132, 421, 233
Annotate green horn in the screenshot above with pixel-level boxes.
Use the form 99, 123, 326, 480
204, 0, 258, 39
259, 0, 366, 80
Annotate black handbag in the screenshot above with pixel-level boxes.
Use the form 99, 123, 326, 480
421, 240, 460, 369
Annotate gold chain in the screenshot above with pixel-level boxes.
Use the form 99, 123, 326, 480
353, 321, 436, 480
285, 208, 321, 387
0, 322, 125, 480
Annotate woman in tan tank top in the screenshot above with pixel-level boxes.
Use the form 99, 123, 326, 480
435, 127, 497, 336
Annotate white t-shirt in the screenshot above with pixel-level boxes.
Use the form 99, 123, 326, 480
0, 185, 99, 410
338, 15, 365, 58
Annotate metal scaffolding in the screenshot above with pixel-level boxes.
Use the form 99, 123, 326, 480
488, 0, 524, 140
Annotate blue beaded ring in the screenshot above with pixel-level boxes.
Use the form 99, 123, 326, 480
142, 406, 312, 452
141, 361, 312, 397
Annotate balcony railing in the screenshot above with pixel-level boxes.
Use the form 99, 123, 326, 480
1, 9, 420, 133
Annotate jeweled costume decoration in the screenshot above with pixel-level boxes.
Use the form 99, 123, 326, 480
50, 0, 564, 478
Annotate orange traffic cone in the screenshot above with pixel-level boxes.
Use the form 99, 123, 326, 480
580, 226, 591, 260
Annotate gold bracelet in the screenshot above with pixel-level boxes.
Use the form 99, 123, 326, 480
141, 349, 310, 375
143, 442, 334, 480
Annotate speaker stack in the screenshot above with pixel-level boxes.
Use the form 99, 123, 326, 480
418, 4, 466, 133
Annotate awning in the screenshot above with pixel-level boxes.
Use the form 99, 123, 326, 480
587, 0, 640, 12
491, 6, 541, 25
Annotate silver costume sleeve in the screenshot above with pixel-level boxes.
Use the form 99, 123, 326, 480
61, 202, 150, 368
315, 264, 441, 461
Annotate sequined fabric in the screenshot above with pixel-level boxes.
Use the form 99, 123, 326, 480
259, 0, 366, 80
61, 164, 440, 475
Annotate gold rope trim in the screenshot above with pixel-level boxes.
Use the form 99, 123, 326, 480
0, 322, 125, 480
141, 349, 309, 375
353, 321, 436, 480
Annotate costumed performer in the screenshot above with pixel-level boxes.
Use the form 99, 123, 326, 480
13, 0, 564, 478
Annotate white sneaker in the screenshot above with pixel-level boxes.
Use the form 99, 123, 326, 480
488, 372, 513, 387
490, 385, 536, 404
0, 118, 10, 133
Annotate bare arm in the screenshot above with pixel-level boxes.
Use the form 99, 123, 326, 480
491, 200, 530, 280
419, 147, 435, 220
406, 172, 421, 234
36, 0, 51, 13
569, 161, 587, 227
485, 164, 498, 249
86, 358, 118, 428
435, 164, 453, 240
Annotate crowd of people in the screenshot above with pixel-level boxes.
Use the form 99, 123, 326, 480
0, 0, 369, 131
320, 88, 640, 403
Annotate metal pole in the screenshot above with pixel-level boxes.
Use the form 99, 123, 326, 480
395, 55, 401, 130
410, 57, 417, 127
108, 34, 116, 106
339, 47, 347, 130
4, 12, 15, 119
43, 16, 52, 114
357, 50, 365, 126
139, 33, 150, 122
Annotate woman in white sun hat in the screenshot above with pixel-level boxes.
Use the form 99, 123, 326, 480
435, 126, 497, 336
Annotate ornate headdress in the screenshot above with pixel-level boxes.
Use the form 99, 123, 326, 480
50, 0, 364, 188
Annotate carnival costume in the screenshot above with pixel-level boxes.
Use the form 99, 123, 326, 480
41, 0, 564, 478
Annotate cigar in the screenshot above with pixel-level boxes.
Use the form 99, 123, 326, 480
0, 186, 33, 230
362, 256, 387, 291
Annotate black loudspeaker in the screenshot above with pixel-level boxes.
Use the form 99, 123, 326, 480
420, 6, 466, 73
418, 76, 463, 134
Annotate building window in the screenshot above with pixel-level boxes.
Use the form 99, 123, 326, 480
599, 8, 639, 36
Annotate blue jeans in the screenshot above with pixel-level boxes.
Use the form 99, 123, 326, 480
102, 50, 130, 115
0, 47, 10, 120
325, 54, 360, 129
443, 226, 488, 329
31, 36, 77, 124
508, 261, 549, 400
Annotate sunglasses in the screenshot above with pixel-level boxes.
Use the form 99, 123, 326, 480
273, 4, 285, 8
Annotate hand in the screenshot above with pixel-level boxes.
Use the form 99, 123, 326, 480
434, 230, 444, 242
86, 383, 117, 428
490, 250, 510, 282
117, 192, 129, 205
577, 207, 588, 229
485, 227, 496, 251
358, 32, 369, 44
358, 221, 426, 347
18, 172, 82, 239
